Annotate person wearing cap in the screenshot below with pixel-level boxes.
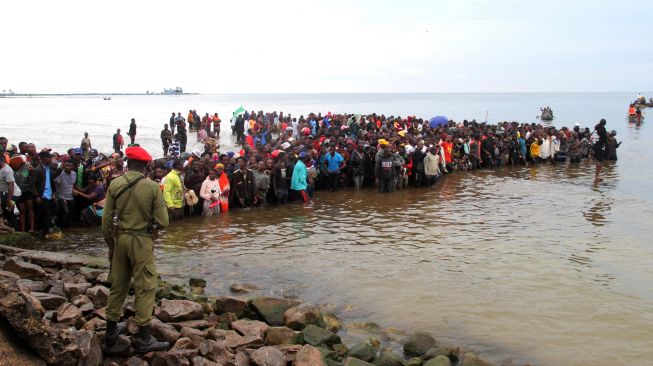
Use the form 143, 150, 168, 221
102, 145, 170, 353
163, 159, 185, 219
31, 150, 58, 235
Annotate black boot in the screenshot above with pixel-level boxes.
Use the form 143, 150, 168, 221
132, 325, 169, 353
104, 321, 127, 348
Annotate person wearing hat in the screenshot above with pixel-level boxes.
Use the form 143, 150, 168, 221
31, 150, 58, 235
102, 146, 170, 353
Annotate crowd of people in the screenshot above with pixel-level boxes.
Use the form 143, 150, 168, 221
0, 109, 620, 237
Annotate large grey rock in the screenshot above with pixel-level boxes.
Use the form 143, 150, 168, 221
373, 350, 405, 366
301, 324, 341, 347
215, 296, 250, 318
64, 282, 92, 298
403, 332, 437, 358
198, 340, 234, 364
251, 346, 286, 366
0, 281, 75, 364
86, 285, 110, 308
3, 257, 47, 280
250, 297, 302, 326
295, 344, 327, 366
284, 303, 325, 331
32, 292, 67, 310
155, 299, 204, 322
231, 319, 270, 338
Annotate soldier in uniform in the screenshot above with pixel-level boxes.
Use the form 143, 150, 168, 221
101, 146, 170, 353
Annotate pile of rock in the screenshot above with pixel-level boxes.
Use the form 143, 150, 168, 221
0, 244, 495, 366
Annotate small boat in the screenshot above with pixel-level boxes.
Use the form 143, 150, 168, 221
634, 102, 653, 108
103, 97, 111, 101
539, 108, 554, 121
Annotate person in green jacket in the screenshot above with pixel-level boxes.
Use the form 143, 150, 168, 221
101, 146, 170, 353
291, 151, 310, 204
163, 159, 184, 219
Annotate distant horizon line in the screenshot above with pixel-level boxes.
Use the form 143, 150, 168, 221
1, 90, 649, 96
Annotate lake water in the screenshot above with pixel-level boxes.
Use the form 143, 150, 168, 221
1, 93, 652, 365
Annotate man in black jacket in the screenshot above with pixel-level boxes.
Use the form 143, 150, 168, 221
32, 151, 58, 235
231, 158, 257, 208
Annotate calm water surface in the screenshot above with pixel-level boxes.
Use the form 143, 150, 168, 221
2, 93, 652, 365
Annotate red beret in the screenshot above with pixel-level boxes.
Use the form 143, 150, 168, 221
125, 146, 152, 162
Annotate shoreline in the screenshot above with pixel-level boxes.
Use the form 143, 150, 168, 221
0, 236, 497, 366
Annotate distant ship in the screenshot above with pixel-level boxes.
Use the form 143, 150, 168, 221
162, 87, 183, 95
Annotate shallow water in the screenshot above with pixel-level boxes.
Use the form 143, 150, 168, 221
2, 93, 653, 365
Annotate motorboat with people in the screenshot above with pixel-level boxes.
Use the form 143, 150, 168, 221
633, 94, 653, 108
539, 107, 554, 121
103, 97, 111, 100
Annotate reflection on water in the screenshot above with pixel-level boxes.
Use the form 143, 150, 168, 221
26, 161, 653, 366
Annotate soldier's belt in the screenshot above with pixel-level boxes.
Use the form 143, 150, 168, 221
117, 229, 151, 237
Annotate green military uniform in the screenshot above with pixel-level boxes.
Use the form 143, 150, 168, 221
102, 170, 169, 326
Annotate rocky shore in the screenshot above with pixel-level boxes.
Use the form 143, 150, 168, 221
0, 242, 496, 366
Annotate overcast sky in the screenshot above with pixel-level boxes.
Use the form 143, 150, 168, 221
2, 0, 652, 94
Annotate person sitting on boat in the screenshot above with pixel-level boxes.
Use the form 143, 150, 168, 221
629, 104, 636, 116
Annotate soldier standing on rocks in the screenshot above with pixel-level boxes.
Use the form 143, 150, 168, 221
101, 146, 170, 353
